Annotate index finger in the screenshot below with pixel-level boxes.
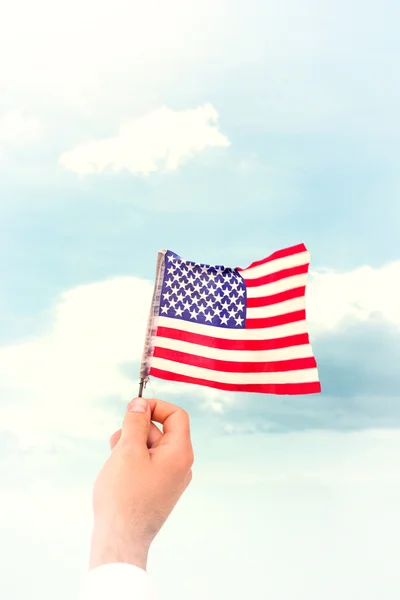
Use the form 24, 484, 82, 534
147, 397, 191, 442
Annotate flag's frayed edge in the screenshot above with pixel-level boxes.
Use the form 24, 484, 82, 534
139, 250, 167, 384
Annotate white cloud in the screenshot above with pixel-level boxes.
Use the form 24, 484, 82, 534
0, 276, 152, 446
0, 111, 43, 148
59, 105, 230, 176
307, 260, 400, 333
0, 257, 397, 448
0, 275, 228, 448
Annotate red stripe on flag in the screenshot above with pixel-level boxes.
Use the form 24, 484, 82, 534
244, 263, 309, 288
153, 347, 317, 373
247, 286, 306, 308
155, 326, 310, 351
237, 243, 307, 272
245, 309, 305, 329
150, 367, 321, 395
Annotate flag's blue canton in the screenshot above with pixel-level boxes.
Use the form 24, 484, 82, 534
159, 251, 246, 328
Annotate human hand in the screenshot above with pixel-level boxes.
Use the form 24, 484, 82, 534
89, 397, 194, 571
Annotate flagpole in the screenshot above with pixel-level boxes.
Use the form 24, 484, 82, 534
137, 249, 166, 401
138, 379, 145, 398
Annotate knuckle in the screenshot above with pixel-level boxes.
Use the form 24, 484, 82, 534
182, 407, 190, 420
176, 445, 194, 470
178, 407, 190, 424
109, 429, 120, 443
187, 447, 194, 467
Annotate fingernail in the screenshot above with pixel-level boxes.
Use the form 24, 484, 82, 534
129, 398, 148, 413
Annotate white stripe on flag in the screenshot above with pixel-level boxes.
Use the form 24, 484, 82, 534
154, 337, 315, 362
240, 250, 310, 280
151, 357, 319, 384
245, 273, 308, 298
156, 316, 307, 340
246, 296, 305, 319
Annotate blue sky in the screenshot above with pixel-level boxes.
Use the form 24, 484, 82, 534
0, 0, 399, 598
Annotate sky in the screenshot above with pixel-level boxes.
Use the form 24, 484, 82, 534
0, 0, 399, 598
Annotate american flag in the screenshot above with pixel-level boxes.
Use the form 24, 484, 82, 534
140, 243, 321, 395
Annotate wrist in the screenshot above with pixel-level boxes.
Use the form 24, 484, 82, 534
89, 524, 150, 571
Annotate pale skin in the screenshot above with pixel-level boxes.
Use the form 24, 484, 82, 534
89, 397, 194, 571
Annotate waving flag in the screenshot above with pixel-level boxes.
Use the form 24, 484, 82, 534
140, 243, 321, 395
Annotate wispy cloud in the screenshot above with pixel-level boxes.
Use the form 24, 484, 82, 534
59, 105, 230, 176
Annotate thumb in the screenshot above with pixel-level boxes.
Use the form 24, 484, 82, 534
120, 397, 151, 451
